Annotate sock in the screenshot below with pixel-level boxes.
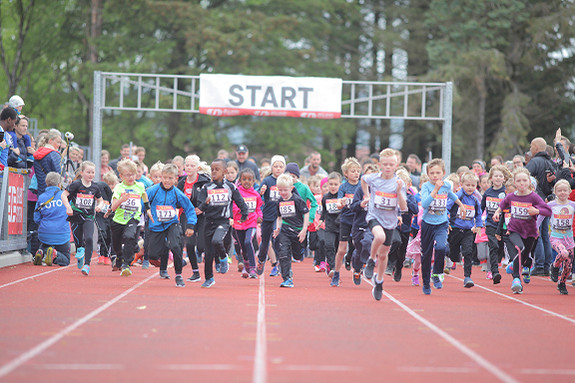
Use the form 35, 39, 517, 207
193, 268, 199, 273
376, 275, 383, 284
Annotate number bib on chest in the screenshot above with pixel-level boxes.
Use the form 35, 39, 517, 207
510, 201, 531, 220
486, 197, 502, 214
314, 195, 323, 215
458, 204, 475, 221
429, 194, 448, 215
552, 213, 572, 232
503, 209, 511, 226
326, 199, 342, 214
100, 200, 110, 214
269, 186, 281, 202
344, 193, 354, 208
279, 201, 296, 218
374, 191, 397, 210
208, 189, 230, 206
76, 193, 94, 209
156, 205, 177, 222
244, 196, 257, 214
120, 194, 140, 212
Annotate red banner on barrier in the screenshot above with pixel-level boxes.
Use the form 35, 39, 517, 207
8, 173, 24, 235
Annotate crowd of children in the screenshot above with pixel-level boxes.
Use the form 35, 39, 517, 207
30, 141, 574, 298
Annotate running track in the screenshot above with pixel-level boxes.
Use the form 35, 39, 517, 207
0, 259, 574, 383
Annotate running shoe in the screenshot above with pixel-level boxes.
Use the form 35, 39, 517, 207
550, 266, 560, 283
493, 272, 502, 285
505, 263, 513, 274
463, 277, 474, 288
393, 266, 402, 283
422, 284, 431, 295
142, 259, 150, 270
75, 247, 85, 269
187, 271, 201, 282
219, 258, 229, 274
149, 259, 161, 268
384, 264, 394, 276
280, 278, 294, 288
522, 266, 531, 284
486, 271, 493, 280
411, 272, 420, 286
314, 264, 321, 272
104, 256, 111, 265
511, 277, 522, 294
318, 261, 327, 272
443, 266, 451, 274
344, 258, 351, 271
403, 258, 412, 268
249, 267, 258, 279
352, 271, 362, 286
175, 275, 185, 287
81, 265, 90, 276
98, 256, 106, 264
257, 261, 265, 275
238, 262, 245, 272
33, 249, 43, 265
364, 258, 376, 280
330, 272, 340, 287
242, 268, 249, 279
372, 279, 383, 301
269, 265, 279, 277
558, 282, 568, 295
201, 278, 215, 288
159, 269, 170, 279
121, 267, 132, 277
432, 274, 443, 289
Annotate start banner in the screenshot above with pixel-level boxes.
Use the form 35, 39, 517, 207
199, 74, 342, 119
8, 173, 24, 235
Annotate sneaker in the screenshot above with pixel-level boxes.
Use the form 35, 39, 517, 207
344, 258, 351, 271
238, 262, 245, 272
422, 284, 432, 295
531, 267, 545, 276
493, 272, 502, 285
175, 275, 185, 287
403, 258, 412, 268
522, 266, 531, 284
384, 264, 394, 276
215, 262, 221, 273
550, 266, 560, 283
330, 272, 340, 287
511, 277, 523, 294
201, 278, 215, 288
81, 265, 90, 276
352, 271, 362, 286
372, 279, 383, 301
505, 263, 513, 274
131, 251, 143, 266
432, 274, 442, 289
269, 265, 279, 277
104, 256, 111, 265
121, 267, 132, 277
443, 266, 451, 274
364, 258, 376, 280
75, 247, 85, 269
558, 282, 568, 295
543, 268, 550, 277
98, 256, 106, 264
256, 261, 265, 275
33, 249, 43, 265
142, 259, 150, 270
314, 264, 321, 272
111, 255, 120, 271
393, 266, 402, 282
159, 270, 170, 279
242, 268, 249, 279
280, 278, 294, 288
486, 271, 493, 280
249, 267, 258, 279
187, 271, 201, 282
411, 272, 420, 286
463, 277, 474, 288
327, 269, 335, 278
219, 258, 229, 274
318, 261, 327, 272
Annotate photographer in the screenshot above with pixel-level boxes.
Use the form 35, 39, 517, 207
553, 128, 575, 185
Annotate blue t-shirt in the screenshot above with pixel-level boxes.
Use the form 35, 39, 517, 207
420, 180, 459, 225
338, 180, 360, 225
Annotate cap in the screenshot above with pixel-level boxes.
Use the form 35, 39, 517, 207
237, 145, 248, 153
9, 95, 24, 108
285, 162, 300, 178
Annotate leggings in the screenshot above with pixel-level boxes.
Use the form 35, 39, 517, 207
258, 220, 279, 263
551, 237, 575, 283
71, 220, 95, 265
236, 227, 257, 268
504, 232, 536, 279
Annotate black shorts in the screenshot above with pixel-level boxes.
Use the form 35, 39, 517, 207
367, 219, 394, 246
339, 222, 352, 242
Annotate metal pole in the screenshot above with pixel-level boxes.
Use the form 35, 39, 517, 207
93, 71, 103, 181
442, 82, 453, 173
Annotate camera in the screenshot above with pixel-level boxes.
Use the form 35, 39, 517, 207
65, 131, 74, 141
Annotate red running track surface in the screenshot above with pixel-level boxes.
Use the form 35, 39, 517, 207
0, 259, 574, 383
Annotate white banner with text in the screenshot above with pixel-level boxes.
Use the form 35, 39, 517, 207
199, 74, 342, 119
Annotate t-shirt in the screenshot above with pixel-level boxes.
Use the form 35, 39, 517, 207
363, 173, 406, 230
338, 180, 360, 225
548, 200, 575, 239
66, 179, 102, 221
420, 181, 459, 225
112, 181, 147, 225
277, 193, 309, 229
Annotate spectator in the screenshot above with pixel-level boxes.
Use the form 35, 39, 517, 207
109, 144, 132, 174
0, 107, 17, 169
100, 149, 113, 179
33, 130, 62, 195
217, 149, 230, 163
9, 95, 25, 115
300, 151, 328, 180
406, 153, 422, 188
135, 146, 148, 175
512, 155, 524, 168
7, 116, 30, 169
490, 155, 504, 168
235, 145, 260, 181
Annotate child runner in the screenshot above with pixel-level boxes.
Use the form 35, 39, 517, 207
481, 165, 512, 284
361, 149, 407, 300
146, 164, 197, 287
447, 171, 483, 288
419, 158, 467, 295
233, 168, 263, 279
105, 159, 153, 277
61, 161, 104, 275
273, 174, 309, 288
321, 172, 342, 286
226, 161, 239, 184
141, 161, 163, 270
548, 179, 575, 295
493, 168, 551, 294
95, 171, 117, 265
306, 175, 324, 271
197, 159, 248, 288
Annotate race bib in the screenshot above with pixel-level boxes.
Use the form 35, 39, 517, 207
120, 193, 141, 212
486, 197, 502, 214
344, 193, 354, 208
429, 194, 448, 214
208, 188, 230, 206
504, 209, 511, 226
314, 194, 323, 215
244, 196, 257, 214
552, 213, 573, 232
279, 201, 296, 217
374, 191, 397, 210
156, 205, 177, 222
76, 193, 94, 209
458, 204, 475, 221
100, 200, 110, 214
510, 201, 531, 220
269, 186, 281, 202
326, 199, 342, 214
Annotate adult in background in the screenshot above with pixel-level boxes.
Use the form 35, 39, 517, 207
300, 151, 328, 180
0, 107, 17, 169
8, 116, 31, 169
526, 137, 555, 276
33, 130, 62, 195
100, 150, 113, 180
235, 144, 260, 181
406, 153, 422, 189
109, 144, 132, 175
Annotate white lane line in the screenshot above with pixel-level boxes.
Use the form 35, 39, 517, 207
162, 364, 237, 370
519, 368, 575, 375
0, 272, 157, 379
399, 366, 479, 373
0, 265, 70, 289
279, 365, 359, 372
37, 364, 123, 370
364, 278, 518, 383
252, 274, 267, 383
447, 275, 575, 325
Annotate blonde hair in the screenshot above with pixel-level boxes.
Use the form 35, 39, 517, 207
460, 171, 479, 185
456, 165, 470, 176
363, 164, 379, 174
276, 173, 294, 188
227, 161, 239, 171
341, 157, 361, 175
445, 173, 460, 191
512, 167, 534, 191
328, 171, 342, 182
172, 155, 184, 165
74, 161, 96, 181
554, 179, 571, 194
103, 171, 119, 184
427, 158, 445, 173
185, 154, 200, 166
488, 164, 512, 182
259, 166, 271, 179
307, 175, 322, 188
149, 161, 164, 174
161, 164, 179, 176
117, 159, 137, 175
379, 148, 397, 162
395, 169, 411, 186
420, 173, 430, 184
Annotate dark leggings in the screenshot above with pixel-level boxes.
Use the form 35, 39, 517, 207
236, 227, 257, 268
71, 220, 94, 265
258, 220, 279, 263
505, 232, 536, 279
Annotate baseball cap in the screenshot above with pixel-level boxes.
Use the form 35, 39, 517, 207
237, 145, 248, 153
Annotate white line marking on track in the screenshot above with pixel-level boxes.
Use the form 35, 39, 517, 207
37, 363, 123, 370
398, 366, 479, 373
161, 364, 237, 370
447, 275, 575, 325
519, 369, 575, 375
279, 365, 359, 372
364, 278, 519, 383
252, 274, 267, 383
0, 272, 157, 379
0, 265, 70, 289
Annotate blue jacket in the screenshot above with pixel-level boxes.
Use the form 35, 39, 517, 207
448, 189, 483, 229
399, 191, 419, 233
146, 183, 197, 232
34, 186, 71, 246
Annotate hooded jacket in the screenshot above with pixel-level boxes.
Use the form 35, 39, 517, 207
33, 146, 61, 194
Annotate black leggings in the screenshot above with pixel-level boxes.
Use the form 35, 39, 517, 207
71, 220, 94, 265
505, 232, 536, 279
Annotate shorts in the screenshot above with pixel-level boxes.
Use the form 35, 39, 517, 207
367, 219, 394, 246
339, 222, 352, 242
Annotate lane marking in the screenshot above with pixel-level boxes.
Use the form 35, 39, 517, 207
37, 363, 122, 370
252, 274, 267, 383
519, 368, 575, 375
279, 365, 359, 372
399, 366, 479, 373
0, 272, 157, 379
447, 275, 575, 325
162, 364, 236, 370
364, 278, 518, 383
0, 266, 70, 289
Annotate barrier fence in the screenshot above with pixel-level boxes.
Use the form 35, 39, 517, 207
0, 167, 30, 253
